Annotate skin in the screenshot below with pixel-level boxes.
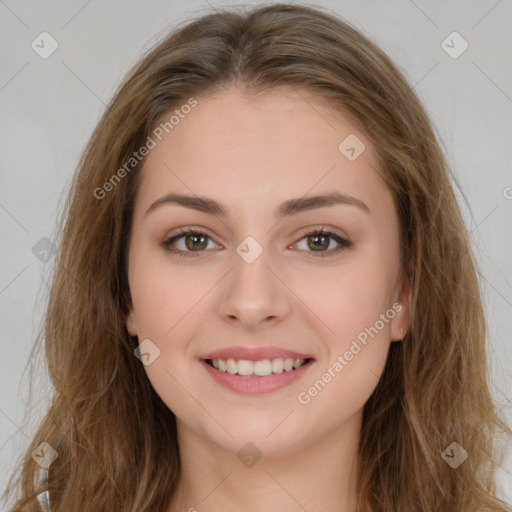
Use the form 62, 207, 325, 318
125, 85, 411, 512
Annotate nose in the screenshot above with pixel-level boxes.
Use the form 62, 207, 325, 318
217, 246, 291, 331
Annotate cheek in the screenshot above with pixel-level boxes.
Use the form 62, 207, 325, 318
128, 259, 206, 420
293, 257, 394, 346
129, 244, 204, 340
294, 266, 394, 424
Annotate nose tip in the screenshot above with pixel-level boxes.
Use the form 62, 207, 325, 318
217, 253, 290, 329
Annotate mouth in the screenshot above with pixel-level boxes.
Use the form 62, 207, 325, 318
200, 356, 315, 394
204, 357, 315, 377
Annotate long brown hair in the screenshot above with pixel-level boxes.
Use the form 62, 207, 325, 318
3, 3, 511, 511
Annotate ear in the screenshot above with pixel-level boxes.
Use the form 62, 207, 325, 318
390, 263, 412, 342
125, 306, 138, 337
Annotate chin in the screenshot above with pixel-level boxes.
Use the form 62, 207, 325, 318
201, 414, 310, 458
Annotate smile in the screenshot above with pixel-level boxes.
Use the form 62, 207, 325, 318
201, 358, 315, 394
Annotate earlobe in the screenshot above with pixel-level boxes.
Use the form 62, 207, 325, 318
125, 308, 138, 337
391, 307, 409, 341
391, 267, 412, 341
391, 304, 410, 341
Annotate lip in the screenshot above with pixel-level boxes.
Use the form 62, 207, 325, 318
200, 359, 315, 394
200, 346, 315, 361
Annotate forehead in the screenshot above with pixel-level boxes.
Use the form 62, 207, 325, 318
135, 86, 390, 221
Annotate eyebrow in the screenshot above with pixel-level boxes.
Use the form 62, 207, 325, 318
145, 191, 371, 218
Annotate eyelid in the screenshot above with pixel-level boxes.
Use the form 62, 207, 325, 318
293, 224, 348, 243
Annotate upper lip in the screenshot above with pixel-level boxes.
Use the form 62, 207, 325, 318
201, 346, 315, 361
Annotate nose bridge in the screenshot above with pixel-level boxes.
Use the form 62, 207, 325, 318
230, 235, 277, 301
217, 231, 290, 327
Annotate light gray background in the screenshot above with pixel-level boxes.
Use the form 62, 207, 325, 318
1, 0, 511, 505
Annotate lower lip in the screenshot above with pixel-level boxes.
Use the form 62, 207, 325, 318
200, 359, 314, 394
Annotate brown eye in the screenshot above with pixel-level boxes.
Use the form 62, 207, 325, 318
307, 233, 331, 252
163, 227, 351, 259
294, 228, 352, 258
163, 229, 219, 257
183, 233, 208, 251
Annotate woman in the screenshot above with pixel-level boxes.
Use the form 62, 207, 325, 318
3, 3, 511, 511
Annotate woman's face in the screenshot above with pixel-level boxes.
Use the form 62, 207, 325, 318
126, 86, 410, 456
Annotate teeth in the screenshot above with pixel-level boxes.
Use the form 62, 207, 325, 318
209, 357, 307, 376
254, 360, 272, 376
272, 358, 284, 373
293, 358, 303, 369
226, 358, 237, 374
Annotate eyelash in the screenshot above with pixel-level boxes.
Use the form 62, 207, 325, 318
162, 226, 352, 259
